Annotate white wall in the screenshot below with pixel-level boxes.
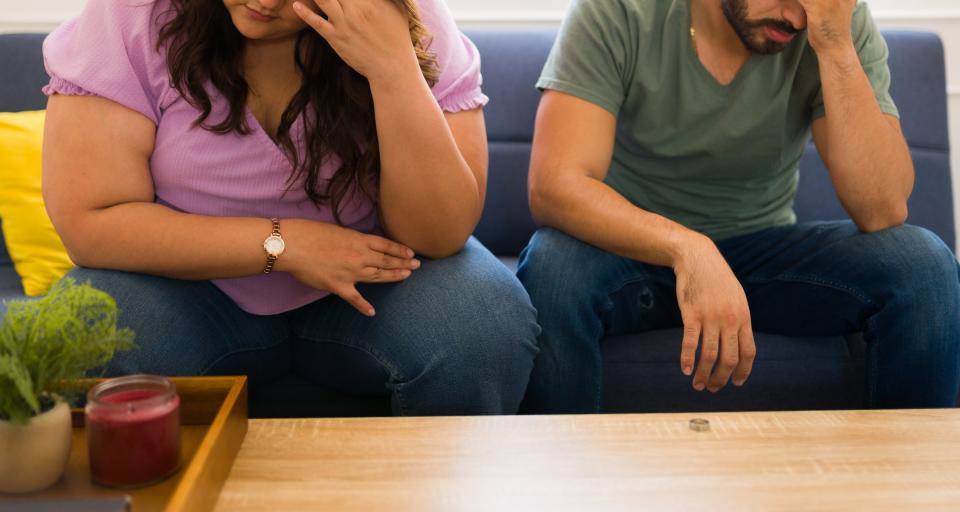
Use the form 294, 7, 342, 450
3, 0, 958, 242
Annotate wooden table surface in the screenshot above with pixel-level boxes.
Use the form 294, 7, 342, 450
214, 409, 960, 511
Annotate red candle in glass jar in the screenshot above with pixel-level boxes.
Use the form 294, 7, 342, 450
85, 375, 181, 488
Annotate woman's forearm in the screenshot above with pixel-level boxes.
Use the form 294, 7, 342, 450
60, 202, 279, 280
370, 69, 484, 258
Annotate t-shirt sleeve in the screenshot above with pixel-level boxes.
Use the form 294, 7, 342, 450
418, 0, 489, 113
811, 2, 899, 120
536, 0, 634, 116
42, 0, 165, 124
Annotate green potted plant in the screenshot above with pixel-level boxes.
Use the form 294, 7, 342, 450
0, 278, 134, 493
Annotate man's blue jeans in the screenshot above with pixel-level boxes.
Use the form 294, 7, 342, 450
68, 238, 540, 416
517, 222, 960, 413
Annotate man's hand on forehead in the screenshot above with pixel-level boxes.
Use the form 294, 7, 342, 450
796, 0, 857, 55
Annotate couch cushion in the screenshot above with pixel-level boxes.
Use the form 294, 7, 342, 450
0, 110, 75, 296
468, 30, 556, 143
0, 266, 26, 304
0, 34, 49, 285
883, 32, 950, 152
0, 34, 49, 113
467, 30, 555, 257
796, 145, 955, 249
601, 329, 867, 412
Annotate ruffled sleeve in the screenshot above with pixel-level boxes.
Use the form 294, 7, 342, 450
417, 0, 489, 113
42, 0, 169, 124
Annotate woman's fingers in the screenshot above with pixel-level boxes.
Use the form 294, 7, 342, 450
365, 252, 420, 271
367, 236, 415, 259
292, 1, 336, 36
310, 0, 344, 25
335, 284, 375, 317
358, 267, 412, 283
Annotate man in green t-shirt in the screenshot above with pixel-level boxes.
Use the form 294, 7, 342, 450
517, 0, 960, 413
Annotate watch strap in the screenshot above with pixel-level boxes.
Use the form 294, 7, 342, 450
263, 218, 281, 275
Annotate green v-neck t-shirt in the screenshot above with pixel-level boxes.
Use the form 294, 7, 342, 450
537, 0, 898, 241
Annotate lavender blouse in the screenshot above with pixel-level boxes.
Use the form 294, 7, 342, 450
43, 0, 489, 315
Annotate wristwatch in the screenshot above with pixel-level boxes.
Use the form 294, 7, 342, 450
262, 218, 285, 274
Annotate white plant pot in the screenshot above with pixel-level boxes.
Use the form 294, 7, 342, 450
0, 400, 73, 493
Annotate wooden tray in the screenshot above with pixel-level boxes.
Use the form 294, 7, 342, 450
6, 376, 248, 512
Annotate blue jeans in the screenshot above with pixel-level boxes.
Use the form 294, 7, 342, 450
517, 222, 960, 413
68, 238, 540, 416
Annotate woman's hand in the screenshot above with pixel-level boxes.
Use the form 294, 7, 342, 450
293, 0, 420, 83
276, 219, 421, 316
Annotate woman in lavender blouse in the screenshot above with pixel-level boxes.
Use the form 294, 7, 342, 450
41, 0, 539, 415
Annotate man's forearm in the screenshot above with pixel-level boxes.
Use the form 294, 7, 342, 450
818, 47, 914, 231
531, 173, 709, 269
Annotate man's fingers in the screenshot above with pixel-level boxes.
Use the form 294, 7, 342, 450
368, 236, 415, 259
732, 323, 757, 387
707, 327, 739, 392
680, 320, 701, 376
337, 285, 375, 317
693, 324, 720, 391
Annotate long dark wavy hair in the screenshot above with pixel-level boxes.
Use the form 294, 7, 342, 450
157, 0, 439, 223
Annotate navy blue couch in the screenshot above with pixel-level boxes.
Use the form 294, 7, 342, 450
0, 30, 954, 416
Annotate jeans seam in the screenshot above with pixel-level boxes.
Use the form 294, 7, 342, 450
199, 340, 288, 376
747, 273, 878, 308
296, 335, 410, 416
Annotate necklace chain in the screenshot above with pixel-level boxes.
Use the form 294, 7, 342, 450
690, 26, 698, 56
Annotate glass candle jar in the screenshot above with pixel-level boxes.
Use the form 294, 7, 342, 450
85, 375, 181, 488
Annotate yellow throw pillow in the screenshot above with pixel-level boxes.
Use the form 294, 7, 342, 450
0, 110, 73, 296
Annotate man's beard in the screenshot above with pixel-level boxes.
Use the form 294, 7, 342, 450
720, 0, 801, 55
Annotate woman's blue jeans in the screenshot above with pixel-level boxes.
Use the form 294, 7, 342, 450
68, 238, 540, 416
517, 222, 960, 413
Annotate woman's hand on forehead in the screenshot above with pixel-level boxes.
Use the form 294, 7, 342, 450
293, 0, 421, 83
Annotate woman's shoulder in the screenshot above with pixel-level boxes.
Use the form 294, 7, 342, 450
43, 0, 177, 124
58, 0, 173, 31
46, 0, 173, 50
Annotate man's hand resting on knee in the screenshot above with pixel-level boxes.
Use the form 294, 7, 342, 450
674, 234, 757, 392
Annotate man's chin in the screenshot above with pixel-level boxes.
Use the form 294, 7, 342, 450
746, 36, 790, 55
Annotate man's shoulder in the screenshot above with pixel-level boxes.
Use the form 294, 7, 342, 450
568, 0, 672, 35
573, 0, 668, 19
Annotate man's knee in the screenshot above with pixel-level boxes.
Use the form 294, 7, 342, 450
875, 225, 958, 294
518, 228, 610, 300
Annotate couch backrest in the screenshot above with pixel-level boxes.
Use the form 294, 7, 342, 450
469, 29, 955, 255
0, 34, 49, 269
0, 31, 952, 260
0, 34, 48, 112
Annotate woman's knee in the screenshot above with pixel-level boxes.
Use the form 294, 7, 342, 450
376, 240, 540, 413
65, 268, 289, 378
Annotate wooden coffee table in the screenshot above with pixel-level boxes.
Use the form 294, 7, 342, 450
213, 409, 960, 511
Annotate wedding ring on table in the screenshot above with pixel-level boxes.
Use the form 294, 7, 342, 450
689, 418, 711, 432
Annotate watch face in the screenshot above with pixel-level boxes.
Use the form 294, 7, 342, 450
264, 236, 285, 256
